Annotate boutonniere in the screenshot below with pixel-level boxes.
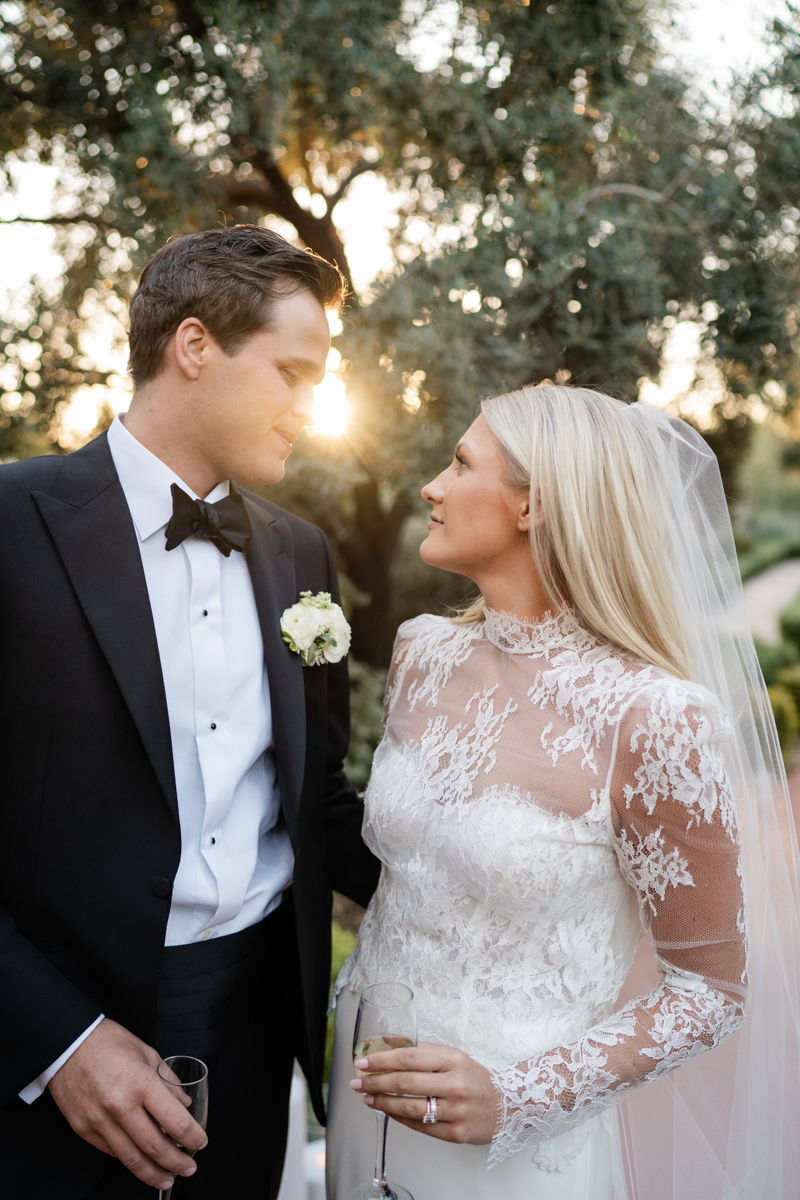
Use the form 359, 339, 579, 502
281, 591, 351, 666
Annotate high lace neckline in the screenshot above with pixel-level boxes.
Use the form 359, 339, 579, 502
482, 606, 586, 655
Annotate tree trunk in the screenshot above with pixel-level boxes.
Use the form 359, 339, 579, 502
691, 404, 753, 503
336, 478, 410, 666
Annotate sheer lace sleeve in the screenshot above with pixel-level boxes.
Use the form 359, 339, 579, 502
487, 683, 747, 1166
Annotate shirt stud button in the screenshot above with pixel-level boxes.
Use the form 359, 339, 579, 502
210, 837, 216, 845
210, 722, 217, 730
202, 610, 208, 616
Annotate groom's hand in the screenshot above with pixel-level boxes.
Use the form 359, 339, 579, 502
48, 1017, 208, 1190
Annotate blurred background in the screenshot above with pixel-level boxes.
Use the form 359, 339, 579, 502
4, 0, 800, 1190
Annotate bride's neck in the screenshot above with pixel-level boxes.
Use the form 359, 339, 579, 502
475, 549, 557, 624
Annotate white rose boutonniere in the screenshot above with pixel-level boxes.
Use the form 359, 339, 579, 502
281, 590, 351, 666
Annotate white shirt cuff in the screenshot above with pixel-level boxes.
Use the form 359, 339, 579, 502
18, 1014, 105, 1104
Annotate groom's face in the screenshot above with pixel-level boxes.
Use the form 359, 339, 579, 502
187, 286, 330, 487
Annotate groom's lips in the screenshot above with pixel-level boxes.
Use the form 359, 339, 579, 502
275, 427, 300, 452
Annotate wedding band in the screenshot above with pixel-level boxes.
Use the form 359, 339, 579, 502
423, 1095, 438, 1124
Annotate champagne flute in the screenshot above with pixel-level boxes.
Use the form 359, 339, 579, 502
156, 1055, 209, 1200
346, 981, 416, 1200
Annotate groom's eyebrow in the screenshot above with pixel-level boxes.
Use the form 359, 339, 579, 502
280, 355, 327, 385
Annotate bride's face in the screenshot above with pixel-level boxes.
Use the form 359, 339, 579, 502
419, 414, 529, 580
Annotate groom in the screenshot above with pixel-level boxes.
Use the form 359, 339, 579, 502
0, 226, 380, 1197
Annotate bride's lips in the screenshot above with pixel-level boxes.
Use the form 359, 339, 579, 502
427, 513, 444, 530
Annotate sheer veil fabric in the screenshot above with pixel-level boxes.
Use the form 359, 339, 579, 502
614, 404, 800, 1199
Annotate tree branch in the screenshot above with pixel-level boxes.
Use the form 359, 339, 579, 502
660, 160, 701, 201
0, 214, 120, 230
569, 182, 693, 223
222, 169, 356, 295
569, 177, 716, 255
327, 160, 379, 212
172, 0, 207, 42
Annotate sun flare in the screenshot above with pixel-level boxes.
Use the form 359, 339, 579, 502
313, 372, 349, 436
312, 334, 349, 436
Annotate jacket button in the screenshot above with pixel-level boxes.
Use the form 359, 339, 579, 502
151, 877, 171, 899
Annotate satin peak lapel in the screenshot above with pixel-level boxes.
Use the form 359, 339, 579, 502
243, 497, 306, 844
32, 435, 178, 820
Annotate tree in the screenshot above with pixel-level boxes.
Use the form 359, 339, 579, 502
1, 0, 797, 662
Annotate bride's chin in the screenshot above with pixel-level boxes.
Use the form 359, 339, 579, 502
420, 542, 458, 574
419, 538, 440, 566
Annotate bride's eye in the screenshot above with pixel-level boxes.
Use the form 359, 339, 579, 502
455, 454, 466, 469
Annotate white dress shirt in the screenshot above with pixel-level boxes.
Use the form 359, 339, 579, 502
21, 415, 294, 1102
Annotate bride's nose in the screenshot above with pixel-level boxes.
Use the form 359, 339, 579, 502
421, 473, 445, 505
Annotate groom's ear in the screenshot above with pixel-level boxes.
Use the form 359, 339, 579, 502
173, 317, 216, 381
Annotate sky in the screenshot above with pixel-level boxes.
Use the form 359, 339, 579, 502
0, 0, 792, 440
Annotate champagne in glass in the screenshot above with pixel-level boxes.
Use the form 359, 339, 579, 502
354, 1035, 416, 1075
156, 1055, 209, 1200
345, 982, 417, 1200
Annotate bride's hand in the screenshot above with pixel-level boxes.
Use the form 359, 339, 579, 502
349, 1042, 498, 1144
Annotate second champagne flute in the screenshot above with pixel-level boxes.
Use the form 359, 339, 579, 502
346, 981, 416, 1200
156, 1055, 209, 1200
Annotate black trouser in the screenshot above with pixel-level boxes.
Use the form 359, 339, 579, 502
86, 896, 301, 1200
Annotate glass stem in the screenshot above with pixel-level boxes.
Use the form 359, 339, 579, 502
372, 1111, 390, 1196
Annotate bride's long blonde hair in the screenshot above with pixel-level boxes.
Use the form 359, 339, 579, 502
453, 384, 692, 680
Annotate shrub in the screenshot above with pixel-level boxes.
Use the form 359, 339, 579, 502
781, 591, 800, 653
325, 920, 358, 1086
738, 542, 800, 581
754, 637, 800, 685
345, 659, 388, 790
767, 684, 800, 765
777, 664, 800, 707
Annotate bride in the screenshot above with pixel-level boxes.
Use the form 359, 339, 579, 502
326, 386, 800, 1200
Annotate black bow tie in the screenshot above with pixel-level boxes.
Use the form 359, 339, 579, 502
164, 484, 251, 557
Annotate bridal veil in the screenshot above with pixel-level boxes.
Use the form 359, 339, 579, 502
613, 403, 800, 1199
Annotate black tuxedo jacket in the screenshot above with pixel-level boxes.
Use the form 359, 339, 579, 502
0, 432, 379, 1185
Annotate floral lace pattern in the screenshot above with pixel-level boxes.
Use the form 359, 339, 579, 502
624, 690, 736, 834
488, 982, 743, 1166
616, 825, 694, 915
344, 609, 747, 1170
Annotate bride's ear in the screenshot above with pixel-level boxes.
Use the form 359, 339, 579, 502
516, 487, 543, 533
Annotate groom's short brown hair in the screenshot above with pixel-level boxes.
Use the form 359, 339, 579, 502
128, 225, 346, 384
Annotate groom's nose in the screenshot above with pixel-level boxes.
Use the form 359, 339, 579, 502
291, 385, 317, 427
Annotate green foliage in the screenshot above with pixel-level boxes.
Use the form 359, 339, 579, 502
344, 658, 388, 790
5, 0, 800, 656
754, 637, 799, 686
735, 422, 800, 576
776, 663, 800, 708
325, 920, 357, 1086
754, 636, 800, 686
780, 591, 800, 653
738, 541, 800, 581
767, 683, 800, 764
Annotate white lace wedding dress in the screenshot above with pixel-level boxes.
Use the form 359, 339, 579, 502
326, 608, 746, 1200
